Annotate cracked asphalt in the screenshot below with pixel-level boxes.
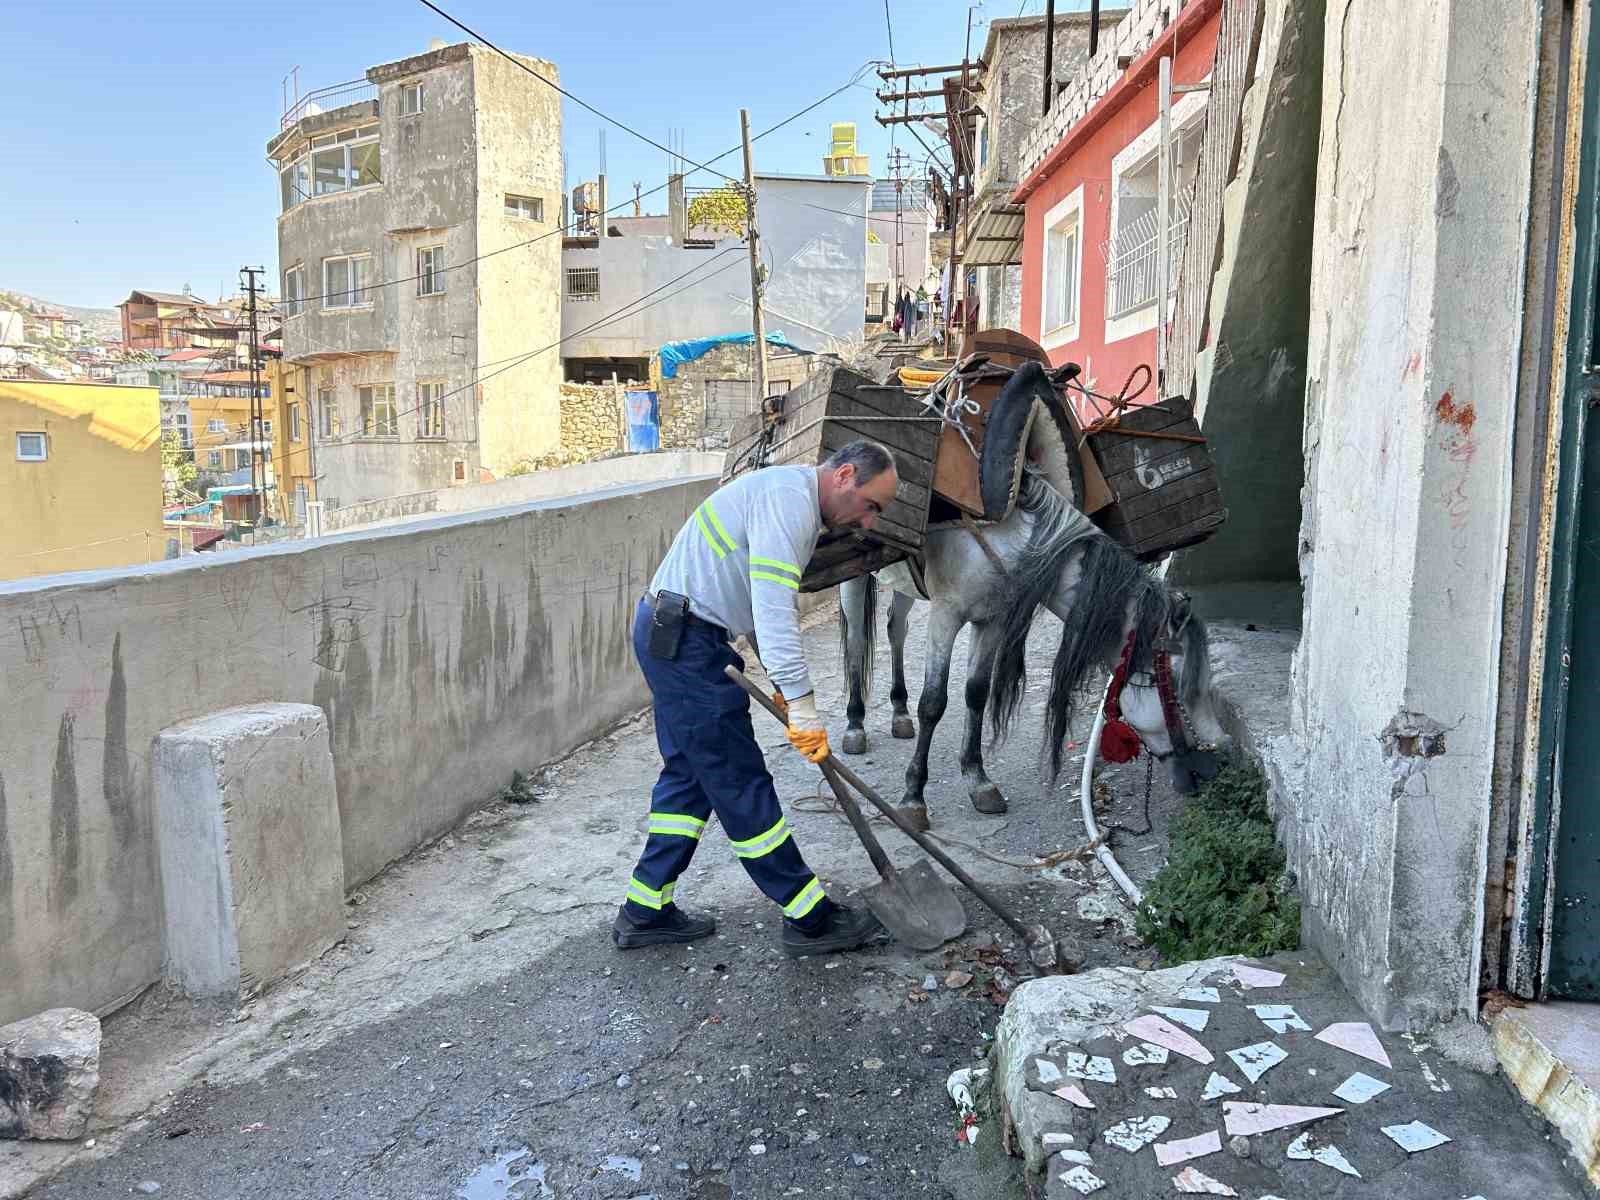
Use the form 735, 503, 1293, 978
17, 600, 1204, 1200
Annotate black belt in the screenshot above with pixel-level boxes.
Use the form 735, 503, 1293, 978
645, 592, 729, 640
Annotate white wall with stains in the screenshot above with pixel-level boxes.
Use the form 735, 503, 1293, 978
0, 476, 715, 1024
1284, 0, 1542, 1029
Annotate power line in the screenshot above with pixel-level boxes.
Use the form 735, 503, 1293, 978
277, 64, 877, 307
884, 0, 898, 64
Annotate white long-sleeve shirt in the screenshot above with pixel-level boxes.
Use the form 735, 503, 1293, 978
651, 465, 821, 698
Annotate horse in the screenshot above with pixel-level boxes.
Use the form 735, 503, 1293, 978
837, 364, 1226, 829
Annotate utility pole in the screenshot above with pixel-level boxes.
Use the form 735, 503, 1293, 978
1156, 55, 1172, 397
240, 266, 266, 530
740, 107, 769, 408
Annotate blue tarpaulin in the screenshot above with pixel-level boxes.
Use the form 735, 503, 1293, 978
656, 331, 804, 379
624, 390, 660, 452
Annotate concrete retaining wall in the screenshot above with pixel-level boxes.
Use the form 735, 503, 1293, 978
0, 475, 717, 1024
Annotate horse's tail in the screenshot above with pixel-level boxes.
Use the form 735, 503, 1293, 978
840, 572, 878, 705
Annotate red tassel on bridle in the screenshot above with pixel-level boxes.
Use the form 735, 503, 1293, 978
1099, 629, 1143, 764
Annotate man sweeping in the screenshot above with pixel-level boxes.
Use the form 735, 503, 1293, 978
615, 440, 900, 957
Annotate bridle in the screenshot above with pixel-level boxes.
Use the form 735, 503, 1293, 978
1098, 627, 1207, 766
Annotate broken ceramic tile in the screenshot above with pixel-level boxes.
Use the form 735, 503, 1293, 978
1248, 1004, 1310, 1034
1221, 1102, 1343, 1136
1179, 986, 1222, 1004
1034, 1056, 1064, 1085
1063, 1052, 1117, 1084
1056, 1149, 1095, 1166
1172, 1166, 1238, 1195
1102, 1115, 1171, 1152
1225, 1041, 1287, 1085
1124, 1041, 1170, 1066
1042, 1132, 1076, 1149
1313, 1021, 1392, 1069
1331, 1072, 1391, 1105
1154, 1129, 1223, 1167
1152, 1006, 1212, 1032
1053, 1084, 1096, 1109
1232, 963, 1286, 989
1201, 1072, 1242, 1101
1054, 1163, 1106, 1195
1381, 1121, 1450, 1154
1286, 1131, 1360, 1177
1146, 1086, 1179, 1100
1124, 1014, 1214, 1065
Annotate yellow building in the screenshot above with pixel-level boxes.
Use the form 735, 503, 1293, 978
1, 380, 166, 580
267, 359, 317, 523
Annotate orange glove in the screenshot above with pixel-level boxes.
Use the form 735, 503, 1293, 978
784, 693, 830, 763
771, 688, 788, 720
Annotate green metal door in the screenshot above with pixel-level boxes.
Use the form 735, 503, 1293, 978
1534, 3, 1600, 999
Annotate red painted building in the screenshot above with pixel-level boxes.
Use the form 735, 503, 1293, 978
1012, 0, 1222, 419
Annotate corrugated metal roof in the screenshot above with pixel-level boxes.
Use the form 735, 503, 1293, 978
963, 197, 1026, 266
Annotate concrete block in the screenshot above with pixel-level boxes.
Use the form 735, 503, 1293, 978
1494, 1003, 1600, 1187
0, 1008, 101, 1140
153, 704, 345, 998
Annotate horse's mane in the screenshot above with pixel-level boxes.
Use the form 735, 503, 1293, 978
988, 473, 1210, 777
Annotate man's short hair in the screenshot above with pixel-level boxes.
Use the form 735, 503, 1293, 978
823, 439, 897, 485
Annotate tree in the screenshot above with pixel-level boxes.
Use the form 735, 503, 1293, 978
686, 184, 749, 237
161, 431, 198, 505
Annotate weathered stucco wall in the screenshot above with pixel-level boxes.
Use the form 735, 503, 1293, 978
472, 47, 563, 469
1286, 0, 1540, 1029
0, 476, 714, 1024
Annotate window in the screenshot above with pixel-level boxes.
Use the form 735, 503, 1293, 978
173, 411, 192, 449
323, 254, 373, 309
280, 157, 310, 211
1107, 100, 1206, 320
318, 387, 335, 438
16, 432, 46, 461
207, 418, 227, 433
1041, 187, 1082, 344
290, 404, 302, 442
359, 383, 398, 437
566, 266, 600, 302
400, 82, 425, 116
283, 265, 305, 317
208, 450, 223, 468
418, 381, 446, 438
505, 194, 544, 221
261, 419, 272, 438
418, 245, 446, 296
300, 123, 380, 200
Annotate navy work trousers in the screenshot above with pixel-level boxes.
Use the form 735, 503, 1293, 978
624, 598, 834, 930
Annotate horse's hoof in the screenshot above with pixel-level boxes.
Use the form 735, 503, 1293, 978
895, 804, 932, 832
841, 729, 869, 756
890, 714, 916, 740
970, 785, 1008, 815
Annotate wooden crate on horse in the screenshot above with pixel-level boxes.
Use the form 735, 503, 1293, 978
1079, 398, 1226, 561
722, 365, 941, 592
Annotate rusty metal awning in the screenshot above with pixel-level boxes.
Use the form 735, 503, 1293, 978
962, 192, 1026, 266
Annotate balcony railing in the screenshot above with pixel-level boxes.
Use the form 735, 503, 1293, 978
282, 80, 379, 129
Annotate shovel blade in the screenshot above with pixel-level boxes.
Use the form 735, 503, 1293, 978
861, 860, 967, 951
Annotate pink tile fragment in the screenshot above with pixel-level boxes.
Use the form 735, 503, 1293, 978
1314, 1021, 1392, 1069
1232, 963, 1286, 989
1172, 1166, 1238, 1195
1221, 1102, 1344, 1136
1052, 1084, 1096, 1109
1124, 1014, 1214, 1065
1154, 1129, 1223, 1166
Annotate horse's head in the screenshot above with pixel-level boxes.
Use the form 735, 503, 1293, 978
1114, 591, 1228, 795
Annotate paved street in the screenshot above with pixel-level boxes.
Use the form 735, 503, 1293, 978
14, 600, 1179, 1199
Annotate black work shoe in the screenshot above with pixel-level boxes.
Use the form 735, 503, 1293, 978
781, 902, 883, 958
612, 904, 717, 949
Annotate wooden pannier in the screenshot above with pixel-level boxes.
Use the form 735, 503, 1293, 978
1081, 399, 1227, 561
723, 365, 940, 592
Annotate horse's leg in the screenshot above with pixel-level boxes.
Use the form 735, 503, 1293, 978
901, 603, 965, 829
959, 620, 1007, 815
887, 592, 916, 740
839, 575, 874, 755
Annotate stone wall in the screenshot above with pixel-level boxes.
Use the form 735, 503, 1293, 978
557, 382, 622, 459
657, 345, 819, 450
0, 476, 716, 1024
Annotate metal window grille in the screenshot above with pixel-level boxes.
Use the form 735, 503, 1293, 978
1105, 188, 1194, 318
566, 267, 600, 301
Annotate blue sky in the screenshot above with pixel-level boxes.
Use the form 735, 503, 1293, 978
0, 0, 1090, 308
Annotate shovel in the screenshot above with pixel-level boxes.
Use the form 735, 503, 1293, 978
728, 668, 966, 950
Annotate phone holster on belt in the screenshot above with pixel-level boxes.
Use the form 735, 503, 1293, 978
647, 590, 690, 660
